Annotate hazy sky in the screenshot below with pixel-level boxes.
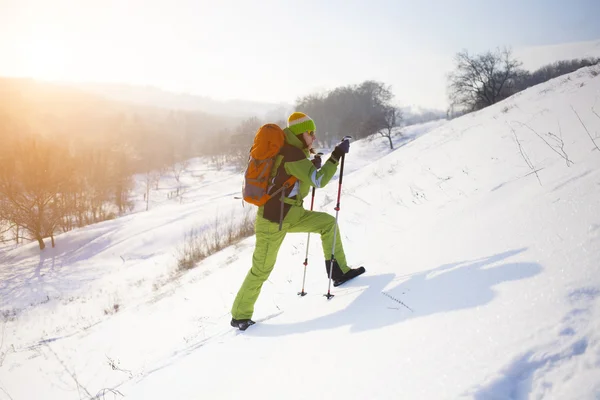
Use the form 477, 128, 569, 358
1, 0, 599, 110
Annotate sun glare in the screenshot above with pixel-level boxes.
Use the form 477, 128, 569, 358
21, 37, 79, 81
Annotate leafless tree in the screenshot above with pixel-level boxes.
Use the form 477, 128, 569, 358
143, 169, 161, 212
211, 154, 226, 171
295, 80, 396, 144
0, 137, 73, 249
0, 218, 14, 243
448, 48, 522, 112
109, 145, 135, 215
171, 159, 190, 196
377, 106, 402, 149
229, 117, 262, 171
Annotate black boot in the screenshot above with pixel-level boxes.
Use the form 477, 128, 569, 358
325, 260, 345, 281
230, 318, 255, 331
333, 266, 366, 287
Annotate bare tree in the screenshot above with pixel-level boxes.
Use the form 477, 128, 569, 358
152, 161, 172, 190
448, 48, 522, 112
82, 149, 114, 222
377, 106, 402, 149
229, 117, 262, 171
109, 145, 135, 215
0, 217, 14, 244
210, 154, 226, 171
0, 137, 73, 249
171, 159, 190, 196
143, 169, 161, 212
203, 128, 232, 170
295, 80, 396, 143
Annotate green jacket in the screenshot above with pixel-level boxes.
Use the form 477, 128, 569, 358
261, 128, 339, 222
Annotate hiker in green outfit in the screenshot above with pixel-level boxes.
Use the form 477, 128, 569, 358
231, 112, 365, 330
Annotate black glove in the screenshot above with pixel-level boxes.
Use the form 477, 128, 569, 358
311, 156, 322, 169
331, 139, 350, 161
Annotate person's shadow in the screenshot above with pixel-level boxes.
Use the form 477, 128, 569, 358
247, 248, 541, 336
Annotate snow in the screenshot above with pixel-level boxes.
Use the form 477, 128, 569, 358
1, 66, 600, 399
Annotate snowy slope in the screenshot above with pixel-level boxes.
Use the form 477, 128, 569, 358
1, 66, 600, 400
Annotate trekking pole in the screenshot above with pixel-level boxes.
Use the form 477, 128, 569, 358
298, 153, 323, 297
324, 136, 351, 300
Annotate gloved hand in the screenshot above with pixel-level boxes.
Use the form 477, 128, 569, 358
311, 155, 322, 169
331, 139, 350, 161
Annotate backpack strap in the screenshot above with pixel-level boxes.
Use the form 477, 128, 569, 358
266, 175, 297, 202
263, 145, 305, 224
268, 145, 303, 194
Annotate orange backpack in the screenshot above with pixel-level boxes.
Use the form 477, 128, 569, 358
242, 124, 297, 206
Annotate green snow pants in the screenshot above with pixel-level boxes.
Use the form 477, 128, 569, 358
231, 205, 350, 320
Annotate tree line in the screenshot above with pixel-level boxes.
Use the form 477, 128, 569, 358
210, 79, 407, 171
447, 48, 600, 114
0, 78, 232, 249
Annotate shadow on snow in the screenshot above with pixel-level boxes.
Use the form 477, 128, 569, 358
247, 248, 542, 336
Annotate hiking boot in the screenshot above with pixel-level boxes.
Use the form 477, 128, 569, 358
230, 318, 255, 331
333, 266, 366, 287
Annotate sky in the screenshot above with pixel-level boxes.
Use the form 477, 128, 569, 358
1, 0, 599, 110
1, 64, 600, 399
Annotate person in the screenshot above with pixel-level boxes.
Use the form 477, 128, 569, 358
230, 112, 365, 330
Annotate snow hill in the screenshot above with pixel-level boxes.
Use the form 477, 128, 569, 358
1, 66, 600, 400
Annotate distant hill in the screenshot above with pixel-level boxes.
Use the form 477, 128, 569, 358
71, 82, 451, 126
0, 77, 231, 171
515, 39, 600, 70
67, 82, 293, 120
400, 106, 447, 125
